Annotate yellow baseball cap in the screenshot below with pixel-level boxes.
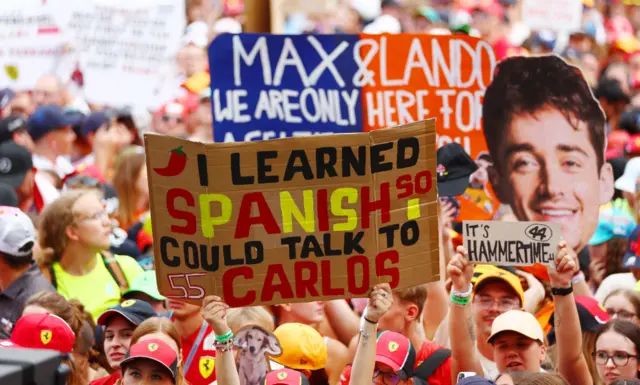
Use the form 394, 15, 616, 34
271, 323, 327, 371
487, 310, 544, 344
472, 264, 525, 306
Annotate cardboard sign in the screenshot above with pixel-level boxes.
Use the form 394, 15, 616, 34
145, 119, 438, 307
521, 0, 583, 34
463, 221, 561, 266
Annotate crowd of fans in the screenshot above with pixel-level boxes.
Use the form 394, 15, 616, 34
6, 0, 640, 385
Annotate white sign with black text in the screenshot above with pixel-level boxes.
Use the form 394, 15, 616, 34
462, 220, 561, 266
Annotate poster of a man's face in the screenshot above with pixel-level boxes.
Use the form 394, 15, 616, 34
483, 55, 614, 253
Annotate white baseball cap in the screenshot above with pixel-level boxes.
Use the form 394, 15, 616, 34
487, 310, 544, 344
0, 206, 35, 258
615, 157, 640, 193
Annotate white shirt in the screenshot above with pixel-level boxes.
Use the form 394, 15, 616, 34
595, 273, 638, 303
32, 154, 74, 179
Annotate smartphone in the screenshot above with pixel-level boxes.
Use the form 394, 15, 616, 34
457, 372, 477, 382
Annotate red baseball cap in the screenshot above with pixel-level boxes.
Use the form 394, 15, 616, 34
262, 368, 310, 385
375, 331, 416, 380
120, 338, 178, 380
10, 313, 75, 353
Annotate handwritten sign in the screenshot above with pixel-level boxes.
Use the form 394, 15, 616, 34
145, 119, 439, 307
0, 1, 69, 89
46, 0, 185, 109
462, 221, 561, 266
521, 0, 583, 34
209, 33, 497, 220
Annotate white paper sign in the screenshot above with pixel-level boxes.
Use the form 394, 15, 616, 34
46, 0, 185, 109
0, 2, 70, 90
463, 221, 561, 266
521, 0, 583, 34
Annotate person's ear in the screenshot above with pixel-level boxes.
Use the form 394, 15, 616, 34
539, 343, 547, 363
65, 224, 80, 242
599, 162, 614, 204
405, 303, 419, 323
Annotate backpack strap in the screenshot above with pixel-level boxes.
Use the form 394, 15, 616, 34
40, 265, 57, 289
101, 251, 129, 292
413, 348, 451, 381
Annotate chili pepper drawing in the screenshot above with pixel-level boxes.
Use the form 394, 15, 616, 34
154, 146, 187, 176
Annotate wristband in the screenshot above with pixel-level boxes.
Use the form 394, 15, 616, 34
215, 330, 234, 343
451, 293, 470, 306
551, 285, 573, 296
571, 271, 585, 285
451, 284, 473, 298
363, 316, 378, 324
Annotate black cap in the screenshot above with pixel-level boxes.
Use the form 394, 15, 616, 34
436, 143, 478, 197
0, 183, 18, 207
0, 115, 28, 144
619, 108, 640, 135
96, 299, 156, 327
0, 141, 33, 188
595, 78, 630, 104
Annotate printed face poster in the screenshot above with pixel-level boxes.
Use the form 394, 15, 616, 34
209, 33, 498, 220
145, 120, 439, 307
481, 55, 613, 278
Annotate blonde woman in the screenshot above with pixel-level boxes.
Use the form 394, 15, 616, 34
36, 190, 143, 320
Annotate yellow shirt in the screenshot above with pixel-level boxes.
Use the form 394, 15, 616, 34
53, 253, 143, 321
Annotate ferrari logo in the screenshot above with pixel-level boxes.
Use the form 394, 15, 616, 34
148, 343, 158, 352
388, 341, 399, 352
41, 330, 52, 345
121, 300, 136, 308
277, 371, 288, 380
199, 357, 215, 379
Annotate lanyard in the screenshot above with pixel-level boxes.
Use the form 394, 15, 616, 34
184, 321, 209, 375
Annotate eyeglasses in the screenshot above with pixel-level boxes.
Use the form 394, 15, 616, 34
76, 209, 109, 223
161, 114, 184, 124
606, 309, 638, 320
474, 296, 521, 312
593, 351, 638, 367
64, 175, 102, 190
373, 369, 403, 385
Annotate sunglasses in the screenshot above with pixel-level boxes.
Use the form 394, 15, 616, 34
161, 114, 184, 124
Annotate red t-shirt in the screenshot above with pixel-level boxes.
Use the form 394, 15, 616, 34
181, 322, 217, 385
339, 340, 452, 385
90, 372, 120, 385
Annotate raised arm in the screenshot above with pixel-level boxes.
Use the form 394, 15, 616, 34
549, 241, 593, 385
323, 300, 361, 345
448, 246, 484, 383
349, 284, 392, 385
202, 296, 240, 385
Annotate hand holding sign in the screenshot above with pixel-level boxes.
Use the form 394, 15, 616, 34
547, 241, 579, 289
447, 246, 474, 293
202, 295, 231, 335
364, 284, 393, 323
